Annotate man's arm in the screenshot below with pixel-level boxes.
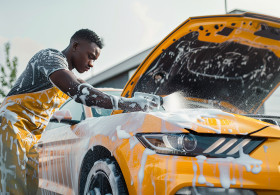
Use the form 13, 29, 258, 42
49, 69, 158, 111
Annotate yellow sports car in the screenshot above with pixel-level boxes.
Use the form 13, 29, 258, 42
39, 12, 280, 194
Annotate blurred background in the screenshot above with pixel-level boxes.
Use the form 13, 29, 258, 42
1, 0, 280, 80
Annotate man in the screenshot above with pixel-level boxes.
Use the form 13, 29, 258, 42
0, 29, 160, 194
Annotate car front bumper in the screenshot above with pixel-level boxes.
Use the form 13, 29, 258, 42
114, 137, 280, 195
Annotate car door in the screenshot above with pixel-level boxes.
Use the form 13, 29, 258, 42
38, 99, 85, 194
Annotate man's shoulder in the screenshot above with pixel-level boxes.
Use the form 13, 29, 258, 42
31, 48, 67, 65
38, 48, 65, 57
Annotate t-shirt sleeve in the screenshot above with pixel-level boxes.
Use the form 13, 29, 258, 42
38, 49, 69, 79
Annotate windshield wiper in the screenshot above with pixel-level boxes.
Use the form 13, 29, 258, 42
243, 114, 280, 126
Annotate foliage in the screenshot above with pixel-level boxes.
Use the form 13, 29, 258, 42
0, 42, 18, 98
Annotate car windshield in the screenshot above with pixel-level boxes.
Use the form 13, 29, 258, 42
133, 31, 280, 116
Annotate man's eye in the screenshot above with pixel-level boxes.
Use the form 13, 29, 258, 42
88, 54, 96, 61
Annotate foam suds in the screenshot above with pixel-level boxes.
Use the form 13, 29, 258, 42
129, 136, 139, 150
116, 126, 131, 139
196, 155, 207, 184
162, 92, 187, 112
150, 108, 233, 134
192, 161, 201, 195
51, 109, 72, 122
138, 148, 156, 194
193, 147, 263, 189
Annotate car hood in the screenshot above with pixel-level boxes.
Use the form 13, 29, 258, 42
68, 110, 280, 142
148, 109, 280, 138
122, 13, 280, 114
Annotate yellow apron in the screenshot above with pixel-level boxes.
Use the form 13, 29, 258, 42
0, 86, 68, 194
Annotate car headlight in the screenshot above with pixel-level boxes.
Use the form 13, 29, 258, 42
135, 133, 265, 158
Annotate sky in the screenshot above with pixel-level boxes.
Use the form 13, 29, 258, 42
1, 0, 280, 80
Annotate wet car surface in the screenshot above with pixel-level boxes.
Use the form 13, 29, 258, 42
39, 12, 280, 195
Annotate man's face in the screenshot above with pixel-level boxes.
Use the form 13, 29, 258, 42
71, 40, 101, 73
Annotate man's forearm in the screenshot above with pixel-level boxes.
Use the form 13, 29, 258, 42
49, 70, 158, 112
69, 83, 151, 111
70, 83, 115, 109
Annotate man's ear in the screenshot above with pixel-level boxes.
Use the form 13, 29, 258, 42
72, 41, 79, 52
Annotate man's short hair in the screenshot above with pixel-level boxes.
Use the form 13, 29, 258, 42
71, 29, 103, 49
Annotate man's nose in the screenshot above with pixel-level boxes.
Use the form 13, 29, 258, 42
88, 60, 94, 68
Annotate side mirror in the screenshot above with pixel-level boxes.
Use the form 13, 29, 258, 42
50, 110, 80, 125
51, 110, 72, 122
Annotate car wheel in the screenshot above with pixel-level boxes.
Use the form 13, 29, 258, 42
83, 158, 128, 195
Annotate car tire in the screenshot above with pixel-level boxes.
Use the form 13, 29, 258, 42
83, 158, 128, 195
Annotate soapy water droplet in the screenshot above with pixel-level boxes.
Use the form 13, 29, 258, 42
263, 145, 268, 153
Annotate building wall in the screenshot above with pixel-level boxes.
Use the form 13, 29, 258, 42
265, 87, 280, 115
94, 71, 129, 89
93, 68, 138, 89
87, 46, 154, 88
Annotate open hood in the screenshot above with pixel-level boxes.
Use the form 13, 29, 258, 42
122, 13, 280, 114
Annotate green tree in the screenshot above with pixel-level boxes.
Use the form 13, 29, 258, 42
0, 42, 18, 98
